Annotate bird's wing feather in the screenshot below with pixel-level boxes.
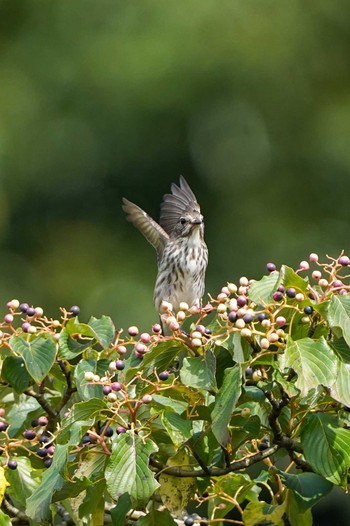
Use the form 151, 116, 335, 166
159, 176, 201, 234
122, 198, 168, 259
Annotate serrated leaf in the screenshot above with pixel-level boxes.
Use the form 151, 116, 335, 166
248, 272, 280, 304
5, 396, 40, 437
278, 471, 333, 511
158, 450, 196, 517
242, 500, 286, 526
328, 339, 350, 405
1, 356, 34, 393
279, 265, 309, 292
10, 335, 56, 383
88, 315, 115, 348
6, 457, 40, 509
105, 432, 159, 507
279, 337, 336, 397
135, 509, 177, 526
58, 398, 107, 444
161, 412, 192, 447
211, 365, 241, 447
180, 350, 217, 391
141, 341, 186, 378
74, 359, 108, 401
301, 413, 350, 486
151, 394, 188, 414
26, 444, 69, 522
317, 295, 350, 346
58, 318, 94, 359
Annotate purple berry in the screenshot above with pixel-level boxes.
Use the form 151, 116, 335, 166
116, 426, 126, 434
69, 305, 80, 316
266, 262, 276, 273
243, 313, 254, 324
258, 442, 269, 451
140, 332, 151, 343
7, 460, 17, 470
111, 382, 122, 392
103, 386, 112, 395
26, 307, 36, 316
38, 416, 48, 426
23, 429, 36, 440
4, 314, 13, 324
333, 280, 343, 288
273, 291, 283, 302
152, 323, 162, 334
31, 419, 39, 427
184, 519, 194, 526
276, 316, 287, 327
37, 448, 48, 458
236, 296, 247, 307
338, 256, 350, 266
0, 422, 9, 432
44, 458, 53, 468
278, 285, 285, 293
286, 288, 296, 298
304, 306, 313, 315
46, 445, 55, 456
101, 426, 113, 437
257, 313, 268, 322
21, 322, 31, 333
128, 326, 139, 337
115, 360, 125, 371
39, 435, 49, 444
135, 351, 144, 360
82, 435, 91, 445
159, 371, 169, 381
135, 342, 147, 354
228, 311, 237, 323
20, 303, 29, 313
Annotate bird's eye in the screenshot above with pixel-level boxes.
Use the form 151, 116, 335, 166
180, 218, 186, 225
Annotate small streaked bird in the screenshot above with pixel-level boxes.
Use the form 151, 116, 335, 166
122, 176, 208, 314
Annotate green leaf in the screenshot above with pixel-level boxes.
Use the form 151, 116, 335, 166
317, 295, 350, 346
286, 492, 313, 526
74, 359, 108, 401
58, 317, 96, 359
211, 365, 241, 447
180, 350, 217, 391
0, 511, 12, 526
242, 500, 286, 526
279, 265, 309, 292
248, 272, 279, 304
301, 413, 350, 486
135, 509, 177, 526
141, 341, 186, 378
26, 443, 69, 522
161, 412, 192, 447
6, 457, 41, 509
88, 315, 115, 348
10, 335, 56, 383
328, 339, 350, 405
5, 396, 40, 437
209, 473, 260, 520
151, 394, 188, 414
1, 356, 34, 393
158, 450, 196, 516
105, 432, 159, 507
279, 337, 336, 397
58, 398, 107, 444
110, 492, 132, 526
278, 471, 333, 511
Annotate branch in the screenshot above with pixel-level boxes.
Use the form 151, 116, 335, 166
23, 389, 58, 419
150, 445, 280, 478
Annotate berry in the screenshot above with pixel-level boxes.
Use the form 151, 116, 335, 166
257, 313, 268, 322
159, 371, 169, 381
236, 296, 247, 307
260, 338, 270, 349
241, 407, 251, 418
31, 419, 39, 427
0, 422, 9, 432
140, 332, 151, 344
21, 322, 31, 333
115, 360, 125, 371
243, 313, 254, 324
258, 442, 269, 451
111, 382, 122, 392
196, 325, 206, 334
312, 270, 322, 280
273, 291, 283, 302
276, 316, 286, 327
304, 305, 314, 315
37, 448, 48, 458
44, 458, 52, 468
4, 314, 13, 324
7, 460, 17, 470
82, 435, 91, 445
141, 394, 153, 404
309, 253, 319, 263
286, 288, 296, 298
107, 392, 117, 402
26, 307, 36, 316
39, 435, 49, 444
34, 307, 44, 317
103, 386, 112, 395
117, 345, 127, 355
239, 276, 249, 286
333, 280, 343, 288
38, 416, 48, 426
228, 311, 237, 323
295, 293, 305, 302
19, 303, 29, 313
69, 305, 80, 316
338, 255, 350, 266
84, 371, 95, 381
184, 519, 194, 526
23, 429, 36, 440
204, 327, 212, 335
192, 338, 202, 347
101, 426, 113, 437
128, 326, 139, 337
135, 342, 147, 354
278, 285, 285, 293
27, 325, 37, 334
116, 426, 127, 434
299, 261, 310, 271
245, 367, 253, 378
8, 299, 19, 310
266, 262, 276, 273
46, 445, 55, 456
152, 323, 162, 334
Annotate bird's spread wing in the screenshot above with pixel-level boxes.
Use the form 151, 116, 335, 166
122, 198, 168, 259
159, 176, 201, 234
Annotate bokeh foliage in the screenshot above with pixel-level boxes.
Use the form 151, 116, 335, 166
1, 0, 350, 332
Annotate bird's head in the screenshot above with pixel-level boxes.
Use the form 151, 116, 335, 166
172, 212, 204, 238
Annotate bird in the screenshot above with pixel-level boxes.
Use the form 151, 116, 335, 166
122, 176, 208, 315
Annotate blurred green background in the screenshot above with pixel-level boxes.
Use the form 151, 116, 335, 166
1, 1, 350, 521
1, 0, 350, 332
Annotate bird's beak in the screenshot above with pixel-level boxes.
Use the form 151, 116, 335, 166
191, 219, 203, 225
